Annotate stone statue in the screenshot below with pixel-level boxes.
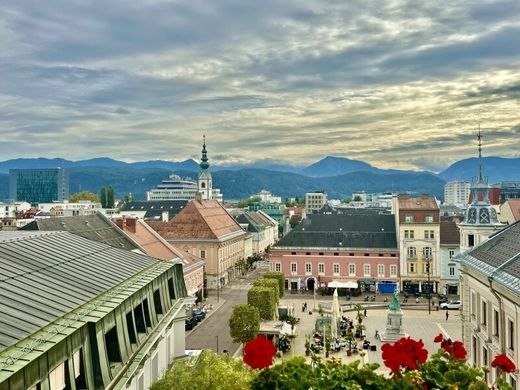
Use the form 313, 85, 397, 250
388, 288, 400, 311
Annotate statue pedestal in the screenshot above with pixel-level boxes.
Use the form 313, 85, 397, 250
379, 309, 406, 341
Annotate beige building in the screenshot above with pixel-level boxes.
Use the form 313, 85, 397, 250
392, 195, 440, 295
149, 199, 247, 289
305, 192, 328, 214
458, 221, 520, 389
444, 180, 470, 208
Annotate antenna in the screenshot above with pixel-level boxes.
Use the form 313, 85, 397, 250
477, 123, 484, 182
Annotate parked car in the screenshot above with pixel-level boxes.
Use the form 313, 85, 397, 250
185, 316, 197, 330
192, 309, 206, 322
440, 300, 461, 310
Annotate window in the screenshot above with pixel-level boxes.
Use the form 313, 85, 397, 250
291, 252, 296, 255
407, 247, 417, 259
319, 252, 324, 256
471, 291, 477, 319
408, 262, 416, 273
291, 263, 297, 274
377, 264, 385, 277
105, 326, 123, 368
482, 347, 488, 381
449, 249, 455, 259
167, 278, 176, 300
493, 309, 499, 337
153, 289, 163, 316
425, 214, 434, 223
363, 264, 370, 276
334, 252, 339, 256
73, 349, 86, 389
508, 318, 514, 350
390, 264, 397, 277
364, 253, 369, 256
318, 263, 325, 274
349, 252, 354, 256
481, 300, 487, 326
200, 250, 206, 259
404, 230, 414, 239
126, 311, 137, 344
405, 214, 414, 222
305, 263, 312, 274
349, 264, 355, 275
333, 263, 340, 274
423, 247, 432, 259
472, 336, 477, 365
275, 263, 281, 272
306, 252, 311, 255
424, 230, 434, 239
449, 266, 455, 276
468, 234, 475, 247
49, 363, 65, 390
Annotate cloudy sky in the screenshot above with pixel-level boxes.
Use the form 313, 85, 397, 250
1, 0, 519, 171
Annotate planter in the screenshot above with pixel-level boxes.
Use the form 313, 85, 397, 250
347, 350, 352, 356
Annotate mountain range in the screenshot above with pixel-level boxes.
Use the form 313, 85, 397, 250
1, 155, 519, 201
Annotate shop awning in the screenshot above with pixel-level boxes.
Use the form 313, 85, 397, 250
358, 279, 374, 285
328, 281, 358, 289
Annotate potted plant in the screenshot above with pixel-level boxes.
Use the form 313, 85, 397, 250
325, 336, 331, 358
305, 335, 311, 356
356, 324, 366, 339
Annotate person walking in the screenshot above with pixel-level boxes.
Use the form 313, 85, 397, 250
364, 308, 367, 318
445, 310, 449, 322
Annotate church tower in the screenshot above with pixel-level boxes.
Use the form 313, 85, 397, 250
459, 127, 504, 251
198, 135, 213, 200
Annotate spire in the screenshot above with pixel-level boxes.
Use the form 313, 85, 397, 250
200, 135, 210, 170
477, 123, 484, 182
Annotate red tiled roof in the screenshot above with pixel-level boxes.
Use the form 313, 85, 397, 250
440, 220, 460, 245
506, 199, 520, 221
398, 195, 438, 210
149, 199, 245, 240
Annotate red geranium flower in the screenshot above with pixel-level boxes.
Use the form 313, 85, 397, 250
434, 334, 467, 360
381, 337, 428, 373
243, 335, 277, 369
434, 333, 444, 343
491, 354, 516, 374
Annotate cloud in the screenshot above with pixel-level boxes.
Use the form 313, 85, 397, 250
0, 0, 519, 171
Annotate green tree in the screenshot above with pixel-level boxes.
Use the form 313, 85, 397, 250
123, 192, 134, 203
353, 195, 362, 201
69, 191, 99, 203
151, 350, 256, 390
248, 286, 277, 320
99, 186, 115, 208
253, 279, 280, 303
229, 304, 260, 345
263, 271, 285, 298
238, 196, 262, 209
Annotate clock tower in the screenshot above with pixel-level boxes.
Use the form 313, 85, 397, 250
459, 128, 504, 251
197, 135, 213, 200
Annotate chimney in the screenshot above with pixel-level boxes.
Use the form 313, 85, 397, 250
114, 218, 124, 229
125, 217, 137, 233
162, 210, 169, 222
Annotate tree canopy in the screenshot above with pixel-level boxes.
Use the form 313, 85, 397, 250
69, 191, 99, 203
229, 304, 260, 344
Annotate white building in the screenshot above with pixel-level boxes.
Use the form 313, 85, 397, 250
305, 192, 327, 214
0, 201, 31, 218
458, 221, 520, 389
37, 200, 102, 216
444, 181, 470, 208
146, 174, 223, 202
254, 190, 282, 204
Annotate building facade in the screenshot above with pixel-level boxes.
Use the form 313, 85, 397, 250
305, 192, 328, 215
444, 181, 470, 208
270, 213, 400, 293
9, 168, 69, 204
149, 199, 247, 289
440, 219, 461, 296
458, 221, 520, 389
38, 200, 102, 216
0, 231, 187, 390
393, 195, 441, 295
145, 174, 223, 202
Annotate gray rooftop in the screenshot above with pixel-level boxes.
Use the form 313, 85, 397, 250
120, 200, 188, 221
0, 231, 160, 352
275, 214, 397, 249
20, 212, 140, 251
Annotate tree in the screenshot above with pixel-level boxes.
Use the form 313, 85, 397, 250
69, 191, 99, 203
99, 186, 115, 208
229, 304, 260, 344
263, 271, 285, 298
353, 195, 362, 201
248, 286, 277, 320
238, 196, 262, 209
151, 350, 256, 390
253, 279, 280, 303
123, 192, 134, 203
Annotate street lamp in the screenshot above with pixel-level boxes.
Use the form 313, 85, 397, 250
426, 259, 431, 315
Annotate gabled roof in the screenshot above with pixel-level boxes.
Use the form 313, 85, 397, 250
504, 199, 520, 221
440, 220, 460, 245
149, 199, 245, 240
21, 212, 141, 251
114, 218, 204, 271
236, 212, 265, 233
458, 221, 520, 294
274, 214, 397, 249
398, 195, 438, 210
120, 200, 188, 221
0, 231, 166, 352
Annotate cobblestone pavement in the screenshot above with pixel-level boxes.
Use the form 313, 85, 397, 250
278, 297, 462, 372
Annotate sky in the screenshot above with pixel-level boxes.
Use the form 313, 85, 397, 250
1, 0, 520, 171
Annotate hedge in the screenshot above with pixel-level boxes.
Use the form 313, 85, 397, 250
263, 271, 285, 298
248, 286, 277, 320
252, 279, 279, 303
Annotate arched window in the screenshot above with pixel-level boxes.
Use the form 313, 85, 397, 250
201, 182, 206, 189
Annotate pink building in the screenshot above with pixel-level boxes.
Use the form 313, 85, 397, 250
269, 213, 400, 293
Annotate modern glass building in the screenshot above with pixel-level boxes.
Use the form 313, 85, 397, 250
9, 168, 69, 204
